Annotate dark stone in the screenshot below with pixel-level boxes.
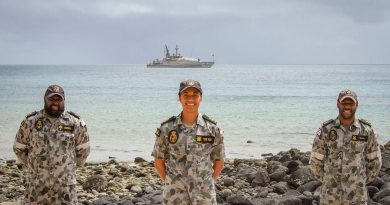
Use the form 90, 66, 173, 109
261, 153, 273, 157
277, 196, 302, 205
382, 149, 390, 170
236, 164, 258, 183
299, 156, 310, 166
297, 195, 313, 205
373, 188, 390, 202
269, 170, 287, 182
134, 157, 147, 163
297, 181, 321, 193
251, 169, 270, 187
273, 181, 289, 194
108, 159, 117, 165
223, 177, 235, 187
368, 177, 385, 189
251, 198, 276, 205
226, 194, 253, 205
367, 186, 380, 198
287, 166, 315, 188
286, 160, 302, 173
279, 154, 292, 163
83, 175, 108, 192
247, 140, 255, 143
379, 196, 390, 205
92, 196, 117, 205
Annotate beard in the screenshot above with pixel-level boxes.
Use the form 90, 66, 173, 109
339, 108, 356, 120
44, 102, 65, 118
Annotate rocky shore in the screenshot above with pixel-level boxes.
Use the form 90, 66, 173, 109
1, 143, 390, 205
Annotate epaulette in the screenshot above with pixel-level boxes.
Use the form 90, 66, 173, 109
359, 118, 372, 127
25, 111, 38, 119
321, 119, 334, 127
202, 114, 217, 125
68, 111, 80, 119
161, 116, 176, 126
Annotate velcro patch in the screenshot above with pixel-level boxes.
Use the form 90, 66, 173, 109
195, 136, 214, 143
57, 124, 74, 133
351, 135, 368, 142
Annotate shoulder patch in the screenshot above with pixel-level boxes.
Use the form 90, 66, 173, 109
321, 119, 334, 127
203, 114, 217, 125
25, 111, 38, 119
161, 116, 176, 126
359, 118, 372, 127
68, 111, 80, 119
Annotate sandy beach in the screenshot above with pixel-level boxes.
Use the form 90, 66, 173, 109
1, 143, 390, 205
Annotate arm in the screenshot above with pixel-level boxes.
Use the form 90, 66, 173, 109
365, 128, 382, 183
13, 119, 30, 165
75, 119, 90, 167
212, 159, 224, 180
152, 127, 167, 181
310, 128, 326, 182
154, 158, 167, 181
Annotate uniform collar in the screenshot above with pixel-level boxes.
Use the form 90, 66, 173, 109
176, 112, 205, 127
335, 116, 360, 129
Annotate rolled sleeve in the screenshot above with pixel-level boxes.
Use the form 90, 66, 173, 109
211, 128, 225, 161
75, 120, 90, 167
152, 127, 167, 159
310, 128, 326, 182
13, 119, 30, 164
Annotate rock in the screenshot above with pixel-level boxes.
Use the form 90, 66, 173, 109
372, 188, 390, 202
277, 196, 302, 205
252, 198, 276, 205
296, 181, 321, 193
287, 166, 315, 188
369, 177, 385, 189
382, 149, 390, 170
367, 186, 380, 198
261, 153, 273, 157
286, 160, 302, 173
251, 169, 270, 187
134, 157, 147, 163
236, 164, 258, 183
83, 175, 108, 192
226, 194, 253, 205
273, 181, 289, 194
92, 196, 117, 205
269, 170, 287, 182
223, 177, 235, 187
378, 196, 390, 205
130, 185, 143, 193
297, 195, 313, 205
247, 140, 255, 143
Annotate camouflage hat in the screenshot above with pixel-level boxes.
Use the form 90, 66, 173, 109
45, 85, 65, 100
178, 80, 202, 94
338, 89, 357, 103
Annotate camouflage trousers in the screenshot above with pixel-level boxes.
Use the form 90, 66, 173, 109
23, 183, 78, 205
319, 185, 368, 205
163, 175, 217, 205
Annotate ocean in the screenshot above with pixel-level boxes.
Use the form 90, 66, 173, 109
1, 64, 389, 161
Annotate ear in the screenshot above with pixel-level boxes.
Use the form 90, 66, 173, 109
336, 100, 340, 109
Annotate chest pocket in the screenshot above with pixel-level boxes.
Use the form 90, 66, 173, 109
349, 135, 367, 153
193, 135, 215, 156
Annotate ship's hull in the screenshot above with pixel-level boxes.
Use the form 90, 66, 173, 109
147, 62, 214, 68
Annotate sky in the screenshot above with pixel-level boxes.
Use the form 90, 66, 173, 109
1, 0, 390, 65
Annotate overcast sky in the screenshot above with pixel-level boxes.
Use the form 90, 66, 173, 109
1, 0, 390, 64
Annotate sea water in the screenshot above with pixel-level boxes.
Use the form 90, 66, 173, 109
1, 64, 389, 161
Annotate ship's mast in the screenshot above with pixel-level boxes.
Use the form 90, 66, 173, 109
165, 44, 170, 58
175, 45, 179, 57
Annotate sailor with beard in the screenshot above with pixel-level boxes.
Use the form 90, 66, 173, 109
13, 85, 90, 205
310, 89, 382, 205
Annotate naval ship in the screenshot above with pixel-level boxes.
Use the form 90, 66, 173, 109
147, 45, 214, 68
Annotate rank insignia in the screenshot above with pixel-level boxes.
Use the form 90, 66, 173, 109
168, 130, 178, 144
195, 136, 215, 143
329, 130, 338, 141
155, 128, 161, 137
57, 124, 74, 132
35, 119, 44, 131
351, 135, 368, 142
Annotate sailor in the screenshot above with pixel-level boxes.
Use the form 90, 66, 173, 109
152, 80, 225, 205
310, 89, 382, 205
13, 85, 90, 205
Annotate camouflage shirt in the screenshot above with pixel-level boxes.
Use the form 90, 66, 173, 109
310, 117, 382, 205
13, 109, 90, 204
152, 113, 225, 204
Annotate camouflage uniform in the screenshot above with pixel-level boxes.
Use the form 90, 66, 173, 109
310, 117, 382, 205
152, 113, 225, 205
13, 109, 90, 205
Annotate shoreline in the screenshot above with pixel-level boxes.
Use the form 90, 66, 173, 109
1, 144, 390, 205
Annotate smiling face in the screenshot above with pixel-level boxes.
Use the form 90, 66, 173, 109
337, 98, 358, 122
44, 95, 65, 117
179, 87, 202, 115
